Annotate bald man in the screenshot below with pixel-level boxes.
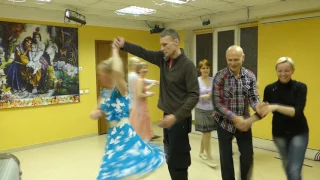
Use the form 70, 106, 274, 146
212, 45, 265, 180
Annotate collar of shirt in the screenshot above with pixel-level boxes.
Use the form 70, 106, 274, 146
276, 79, 293, 88
165, 48, 185, 68
227, 67, 246, 78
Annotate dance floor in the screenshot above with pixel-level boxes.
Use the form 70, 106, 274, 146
12, 125, 320, 180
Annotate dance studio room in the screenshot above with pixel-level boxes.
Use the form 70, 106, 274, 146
0, 0, 320, 180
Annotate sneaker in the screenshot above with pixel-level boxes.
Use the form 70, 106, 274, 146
206, 161, 218, 168
151, 135, 161, 140
199, 153, 207, 160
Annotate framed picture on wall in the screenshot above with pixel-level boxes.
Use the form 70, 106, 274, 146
0, 21, 80, 109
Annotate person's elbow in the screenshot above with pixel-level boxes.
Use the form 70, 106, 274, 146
249, 97, 259, 111
187, 91, 199, 107
189, 88, 199, 99
293, 107, 304, 118
191, 93, 199, 105
194, 93, 199, 101
213, 105, 219, 112
213, 102, 223, 114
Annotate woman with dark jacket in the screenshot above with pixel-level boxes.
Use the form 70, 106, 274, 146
263, 57, 309, 180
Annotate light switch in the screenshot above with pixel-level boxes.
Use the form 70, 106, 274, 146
79, 67, 83, 71
79, 90, 84, 94
84, 89, 89, 94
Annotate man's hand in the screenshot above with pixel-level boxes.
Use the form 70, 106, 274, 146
232, 116, 250, 132
158, 114, 177, 129
256, 102, 269, 117
113, 37, 125, 49
238, 118, 253, 132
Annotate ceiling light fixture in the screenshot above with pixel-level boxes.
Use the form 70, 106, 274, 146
163, 0, 189, 4
115, 6, 156, 16
8, 0, 26, 2
36, 0, 51, 4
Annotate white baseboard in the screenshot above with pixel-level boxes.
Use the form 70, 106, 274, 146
0, 133, 98, 154
191, 125, 320, 161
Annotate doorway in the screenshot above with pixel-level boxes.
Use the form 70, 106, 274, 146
95, 40, 128, 135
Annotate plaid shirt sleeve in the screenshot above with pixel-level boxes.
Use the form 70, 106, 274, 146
212, 72, 235, 121
247, 72, 260, 111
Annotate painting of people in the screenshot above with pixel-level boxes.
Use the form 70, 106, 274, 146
0, 21, 79, 109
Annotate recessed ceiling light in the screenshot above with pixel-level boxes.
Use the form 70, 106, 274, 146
163, 0, 189, 4
8, 0, 26, 2
115, 6, 156, 16
36, 0, 51, 4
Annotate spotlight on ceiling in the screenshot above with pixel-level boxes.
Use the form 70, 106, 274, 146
150, 25, 165, 34
202, 19, 210, 26
200, 16, 210, 26
64, 9, 86, 26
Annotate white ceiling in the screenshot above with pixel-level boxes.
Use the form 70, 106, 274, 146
0, 0, 319, 30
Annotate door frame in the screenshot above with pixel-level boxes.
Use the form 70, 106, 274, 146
213, 25, 239, 75
95, 40, 128, 135
95, 40, 112, 135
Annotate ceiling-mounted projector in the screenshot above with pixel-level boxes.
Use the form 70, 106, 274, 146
202, 19, 210, 26
64, 9, 86, 26
150, 25, 165, 34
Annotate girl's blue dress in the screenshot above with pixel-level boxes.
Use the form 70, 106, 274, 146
97, 88, 165, 180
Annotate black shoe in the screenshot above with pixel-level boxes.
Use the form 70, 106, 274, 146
151, 135, 161, 140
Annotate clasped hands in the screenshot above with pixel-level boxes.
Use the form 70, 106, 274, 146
232, 115, 251, 132
201, 92, 212, 101
233, 102, 270, 132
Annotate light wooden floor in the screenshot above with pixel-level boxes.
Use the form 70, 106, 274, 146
12, 125, 320, 180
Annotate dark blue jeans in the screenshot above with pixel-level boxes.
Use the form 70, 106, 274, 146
273, 133, 309, 180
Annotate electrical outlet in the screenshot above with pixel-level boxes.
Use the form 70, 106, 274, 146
79, 67, 83, 71
84, 89, 89, 94
79, 90, 84, 94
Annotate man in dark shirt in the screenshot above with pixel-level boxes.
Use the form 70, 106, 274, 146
212, 45, 265, 180
113, 29, 199, 180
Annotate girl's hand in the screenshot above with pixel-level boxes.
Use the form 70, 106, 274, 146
90, 109, 103, 120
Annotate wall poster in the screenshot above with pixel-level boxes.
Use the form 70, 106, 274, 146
0, 21, 80, 109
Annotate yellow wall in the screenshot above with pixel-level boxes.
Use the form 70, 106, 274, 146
0, 18, 184, 151
253, 17, 320, 149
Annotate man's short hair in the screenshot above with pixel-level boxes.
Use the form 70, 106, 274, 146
160, 29, 180, 42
